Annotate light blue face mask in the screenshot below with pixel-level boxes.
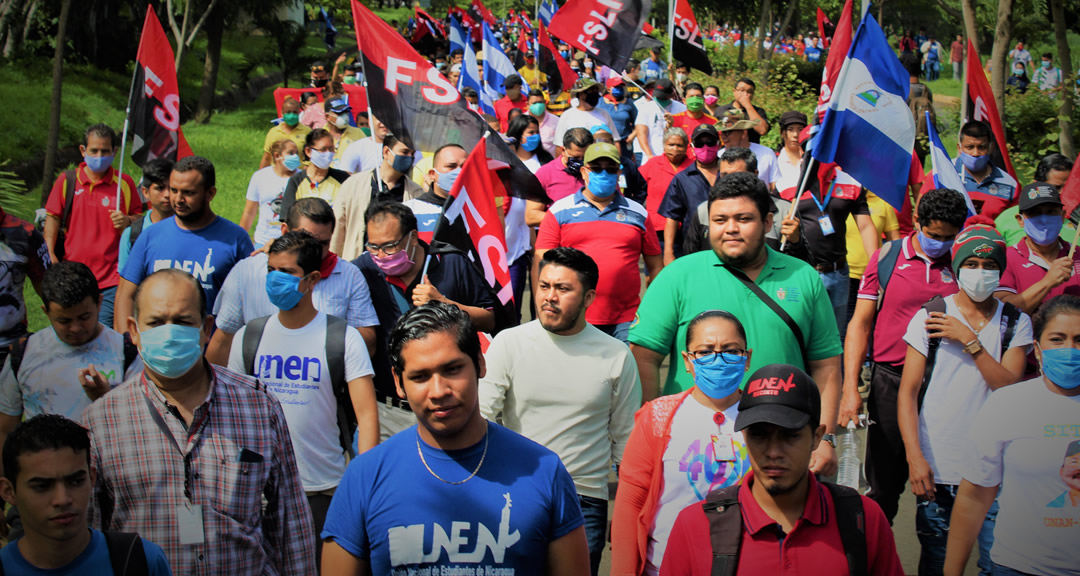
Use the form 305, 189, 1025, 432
1023, 214, 1063, 246
437, 167, 461, 193
1040, 346, 1080, 390
266, 270, 305, 311
283, 154, 302, 171
587, 170, 618, 198
918, 230, 953, 259
138, 324, 203, 379
692, 354, 747, 399
522, 134, 542, 152
84, 155, 114, 173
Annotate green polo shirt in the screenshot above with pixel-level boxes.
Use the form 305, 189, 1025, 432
629, 247, 843, 396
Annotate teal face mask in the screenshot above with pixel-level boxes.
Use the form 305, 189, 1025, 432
282, 112, 300, 127
138, 324, 203, 379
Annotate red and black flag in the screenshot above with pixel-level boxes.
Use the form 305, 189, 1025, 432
350, 0, 544, 203
130, 6, 192, 167
470, 0, 497, 27
549, 0, 652, 73
537, 20, 578, 96
411, 7, 447, 53
671, 0, 712, 74
964, 38, 1017, 181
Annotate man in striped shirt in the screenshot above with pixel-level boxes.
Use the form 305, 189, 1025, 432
85, 269, 316, 575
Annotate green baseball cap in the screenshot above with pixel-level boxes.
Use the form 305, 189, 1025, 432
584, 142, 620, 164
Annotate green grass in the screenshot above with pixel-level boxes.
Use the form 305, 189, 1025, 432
926, 77, 962, 100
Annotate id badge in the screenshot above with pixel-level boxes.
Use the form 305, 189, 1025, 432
712, 433, 737, 462
819, 215, 835, 236
177, 504, 205, 545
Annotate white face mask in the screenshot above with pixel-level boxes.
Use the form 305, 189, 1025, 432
957, 268, 1000, 302
333, 114, 349, 129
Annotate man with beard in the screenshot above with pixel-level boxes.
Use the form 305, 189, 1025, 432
479, 248, 640, 576
113, 156, 254, 332
629, 173, 842, 475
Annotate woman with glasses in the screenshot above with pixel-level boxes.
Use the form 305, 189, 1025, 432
611, 310, 752, 576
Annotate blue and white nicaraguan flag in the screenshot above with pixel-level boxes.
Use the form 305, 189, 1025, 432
926, 111, 978, 216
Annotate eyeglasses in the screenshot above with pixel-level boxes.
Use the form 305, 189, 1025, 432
365, 234, 409, 255
688, 349, 748, 364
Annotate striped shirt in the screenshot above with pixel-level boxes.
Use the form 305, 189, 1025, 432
86, 364, 316, 575
213, 252, 379, 334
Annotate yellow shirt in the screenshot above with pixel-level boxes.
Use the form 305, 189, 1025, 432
294, 168, 351, 206
332, 126, 367, 169
846, 191, 900, 279
518, 65, 548, 89
263, 123, 312, 155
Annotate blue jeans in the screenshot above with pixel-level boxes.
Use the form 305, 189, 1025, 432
991, 564, 1035, 576
99, 286, 117, 327
634, 152, 643, 166
819, 267, 850, 343
916, 484, 997, 576
579, 495, 607, 576
595, 321, 631, 343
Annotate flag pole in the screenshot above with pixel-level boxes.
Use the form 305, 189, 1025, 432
116, 40, 142, 209
354, 39, 383, 188
779, 155, 815, 251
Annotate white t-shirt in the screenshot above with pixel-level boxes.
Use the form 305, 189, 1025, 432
776, 148, 803, 193
903, 296, 1033, 484
718, 143, 783, 187
228, 312, 373, 491
0, 325, 142, 421
645, 395, 747, 575
553, 107, 621, 146
245, 166, 291, 246
963, 377, 1080, 575
339, 137, 382, 175
634, 99, 687, 157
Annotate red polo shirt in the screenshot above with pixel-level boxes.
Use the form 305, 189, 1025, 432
639, 154, 695, 233
660, 471, 904, 576
45, 163, 141, 289
494, 94, 529, 132
998, 238, 1080, 300
857, 233, 958, 365
670, 111, 718, 139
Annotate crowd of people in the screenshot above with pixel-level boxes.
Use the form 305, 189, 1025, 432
0, 8, 1077, 576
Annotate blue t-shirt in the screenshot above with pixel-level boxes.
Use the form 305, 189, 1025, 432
597, 100, 637, 145
0, 529, 172, 575
642, 59, 666, 83
805, 45, 821, 62
322, 422, 584, 574
120, 215, 254, 316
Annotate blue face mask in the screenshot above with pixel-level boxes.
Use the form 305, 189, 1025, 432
1040, 346, 1080, 390
522, 134, 542, 152
959, 151, 990, 172
84, 155, 114, 173
918, 230, 954, 259
587, 170, 619, 198
392, 153, 415, 173
1023, 213, 1063, 246
692, 354, 747, 400
283, 154, 301, 171
611, 87, 626, 100
266, 270, 305, 311
437, 167, 461, 193
138, 324, 203, 379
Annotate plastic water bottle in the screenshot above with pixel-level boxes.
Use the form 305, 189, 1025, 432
837, 415, 867, 490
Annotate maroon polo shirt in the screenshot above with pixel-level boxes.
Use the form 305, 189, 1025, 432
997, 238, 1080, 301
659, 471, 904, 576
857, 234, 959, 365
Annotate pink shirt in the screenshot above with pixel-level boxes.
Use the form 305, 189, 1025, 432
998, 238, 1080, 300
538, 112, 560, 157
535, 158, 585, 204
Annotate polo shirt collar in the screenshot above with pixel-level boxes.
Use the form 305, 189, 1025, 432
78, 163, 117, 186
1017, 236, 1066, 269
739, 469, 828, 536
959, 162, 1005, 187
572, 189, 628, 215
709, 245, 785, 274
141, 361, 217, 415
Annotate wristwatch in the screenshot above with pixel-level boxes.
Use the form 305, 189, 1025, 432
963, 338, 983, 356
821, 433, 838, 448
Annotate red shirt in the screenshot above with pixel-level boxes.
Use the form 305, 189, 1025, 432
45, 163, 141, 289
998, 238, 1080, 300
536, 191, 660, 324
494, 94, 529, 132
639, 154, 695, 233
660, 471, 904, 576
857, 234, 958, 365
670, 112, 718, 140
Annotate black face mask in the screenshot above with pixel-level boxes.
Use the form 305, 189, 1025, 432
583, 91, 601, 107
312, 78, 328, 88
565, 156, 584, 175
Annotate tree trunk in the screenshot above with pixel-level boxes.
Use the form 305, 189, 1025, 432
20, 0, 37, 45
877, 0, 884, 24
777, 0, 798, 46
194, 7, 223, 124
41, 0, 71, 207
961, 0, 979, 54
171, 0, 192, 70
989, 0, 1013, 122
0, 0, 25, 57
757, 0, 771, 60
1051, 0, 1075, 158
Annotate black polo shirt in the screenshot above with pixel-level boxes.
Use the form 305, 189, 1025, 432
779, 169, 870, 267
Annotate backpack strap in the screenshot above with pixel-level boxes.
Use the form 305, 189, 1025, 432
823, 482, 868, 576
129, 215, 146, 248
104, 531, 150, 576
60, 169, 77, 231
703, 484, 742, 576
325, 315, 354, 458
6, 335, 31, 381
242, 316, 271, 377
918, 295, 948, 411
875, 239, 903, 307
1000, 302, 1021, 351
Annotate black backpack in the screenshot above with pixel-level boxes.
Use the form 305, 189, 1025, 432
0, 531, 148, 575
703, 481, 868, 576
128, 215, 146, 249
6, 333, 139, 382
241, 314, 355, 457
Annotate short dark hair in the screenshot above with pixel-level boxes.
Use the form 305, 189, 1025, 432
685, 310, 748, 347
83, 123, 118, 148
1033, 295, 1080, 340
382, 134, 403, 153
364, 201, 418, 236
451, 48, 463, 57
42, 261, 99, 310
3, 415, 90, 484
461, 86, 479, 99
433, 143, 467, 165
960, 120, 991, 143
539, 247, 599, 292
563, 127, 594, 150
389, 301, 481, 375
626, 58, 640, 71
304, 128, 334, 160
1035, 153, 1074, 182
684, 82, 704, 94
708, 172, 771, 221
527, 88, 546, 100
173, 155, 216, 189
269, 230, 323, 276
286, 197, 335, 232
705, 84, 720, 94
300, 91, 318, 103
133, 269, 207, 321
140, 158, 174, 189
916, 188, 968, 229
1043, 52, 1053, 60
736, 77, 756, 90
719, 147, 758, 173
356, 111, 370, 120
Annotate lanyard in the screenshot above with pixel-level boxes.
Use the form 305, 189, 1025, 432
141, 375, 211, 501
810, 181, 837, 213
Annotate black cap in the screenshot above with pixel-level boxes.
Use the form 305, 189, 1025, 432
653, 79, 674, 98
734, 364, 821, 432
1018, 182, 1063, 212
691, 124, 719, 142
779, 110, 808, 130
